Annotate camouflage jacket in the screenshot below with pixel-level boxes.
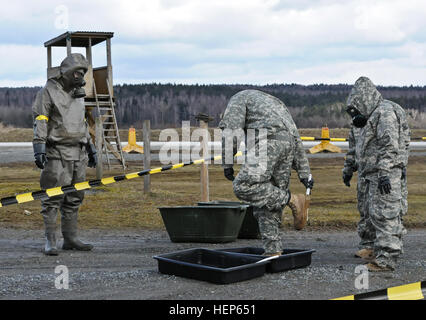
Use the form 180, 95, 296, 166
346, 77, 410, 178
219, 89, 310, 179
343, 126, 362, 176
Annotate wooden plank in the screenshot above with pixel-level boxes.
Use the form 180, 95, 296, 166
143, 120, 151, 194
47, 47, 52, 68
93, 67, 109, 95
200, 120, 209, 202
86, 38, 92, 64
84, 37, 94, 98
105, 141, 122, 160
106, 37, 113, 97
95, 117, 103, 179
66, 36, 72, 56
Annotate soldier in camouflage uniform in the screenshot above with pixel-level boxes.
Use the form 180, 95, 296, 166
345, 77, 410, 271
219, 89, 313, 256
342, 126, 375, 260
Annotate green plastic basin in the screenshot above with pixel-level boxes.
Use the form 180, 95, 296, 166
197, 201, 261, 239
158, 205, 247, 243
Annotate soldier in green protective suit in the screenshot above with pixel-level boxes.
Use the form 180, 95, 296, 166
32, 53, 98, 256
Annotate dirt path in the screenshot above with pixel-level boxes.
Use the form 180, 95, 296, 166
0, 227, 424, 300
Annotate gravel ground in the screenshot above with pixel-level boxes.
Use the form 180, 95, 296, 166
0, 227, 425, 300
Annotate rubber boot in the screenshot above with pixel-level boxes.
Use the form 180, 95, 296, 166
288, 194, 308, 230
62, 232, 94, 251
44, 230, 59, 256
41, 207, 59, 256
61, 215, 93, 251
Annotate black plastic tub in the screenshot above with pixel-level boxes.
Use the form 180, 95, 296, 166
153, 248, 269, 284
216, 247, 316, 273
158, 206, 246, 243
197, 201, 261, 239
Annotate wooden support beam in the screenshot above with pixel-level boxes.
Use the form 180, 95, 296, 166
105, 141, 122, 161
95, 117, 103, 179
143, 120, 151, 194
66, 36, 72, 56
47, 47, 52, 68
86, 38, 92, 64
106, 37, 113, 94
200, 119, 209, 202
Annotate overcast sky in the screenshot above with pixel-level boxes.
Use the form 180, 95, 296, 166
0, 0, 425, 87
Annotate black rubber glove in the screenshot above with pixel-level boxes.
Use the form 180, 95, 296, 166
33, 143, 48, 169
401, 167, 407, 180
224, 168, 235, 181
300, 177, 314, 190
86, 143, 98, 168
343, 173, 352, 187
378, 176, 392, 195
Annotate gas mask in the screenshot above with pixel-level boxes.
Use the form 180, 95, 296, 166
71, 70, 86, 98
62, 69, 86, 98
346, 106, 367, 128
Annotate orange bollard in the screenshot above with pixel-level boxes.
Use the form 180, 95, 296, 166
309, 127, 342, 154
122, 127, 144, 154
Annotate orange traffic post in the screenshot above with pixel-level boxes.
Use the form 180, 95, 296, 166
309, 127, 342, 154
122, 127, 144, 154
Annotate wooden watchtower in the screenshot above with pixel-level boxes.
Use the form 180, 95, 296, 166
44, 31, 126, 171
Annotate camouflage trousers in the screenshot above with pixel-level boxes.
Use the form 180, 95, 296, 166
401, 174, 408, 216
358, 171, 408, 251
363, 169, 406, 269
40, 158, 87, 235
253, 206, 283, 254
233, 133, 294, 254
356, 176, 374, 249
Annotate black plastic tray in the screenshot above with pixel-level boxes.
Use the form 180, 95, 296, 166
153, 248, 269, 284
197, 201, 261, 239
216, 247, 316, 273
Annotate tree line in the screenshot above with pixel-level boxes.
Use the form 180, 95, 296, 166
0, 83, 425, 129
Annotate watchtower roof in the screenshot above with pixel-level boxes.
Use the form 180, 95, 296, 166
44, 31, 114, 47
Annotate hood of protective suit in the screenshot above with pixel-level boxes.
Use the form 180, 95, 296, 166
60, 53, 89, 76
346, 77, 383, 118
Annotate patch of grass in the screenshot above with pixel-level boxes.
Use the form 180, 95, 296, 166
0, 156, 425, 230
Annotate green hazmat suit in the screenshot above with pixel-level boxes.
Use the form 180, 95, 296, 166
32, 53, 94, 255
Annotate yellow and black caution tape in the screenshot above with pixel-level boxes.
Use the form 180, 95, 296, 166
301, 136, 426, 142
333, 280, 425, 300
0, 152, 243, 208
300, 136, 347, 142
